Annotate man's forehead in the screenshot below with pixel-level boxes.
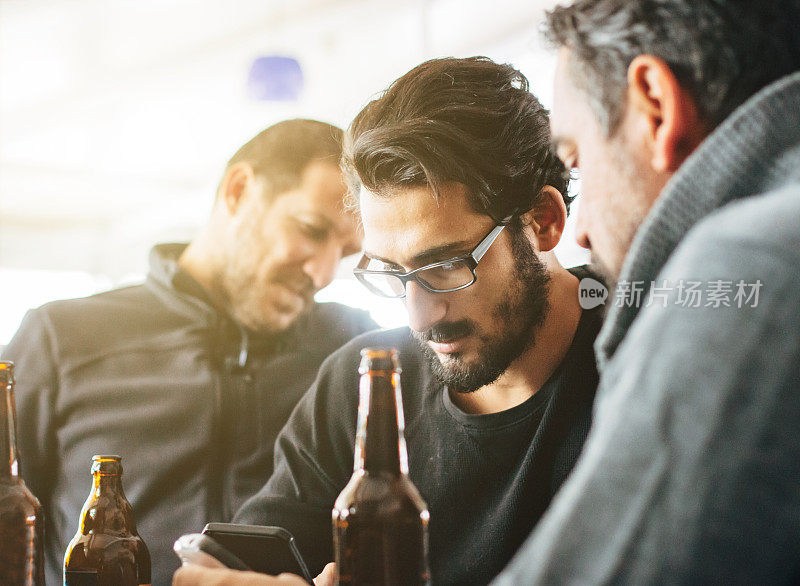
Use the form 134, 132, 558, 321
294, 164, 353, 214
358, 183, 471, 231
550, 49, 577, 136
264, 170, 359, 246
359, 183, 493, 264
550, 49, 604, 158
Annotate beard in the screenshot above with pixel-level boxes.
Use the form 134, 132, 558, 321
589, 251, 613, 286
412, 226, 551, 393
212, 220, 316, 333
218, 264, 315, 333
593, 128, 659, 287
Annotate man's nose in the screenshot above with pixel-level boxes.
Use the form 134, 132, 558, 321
405, 281, 447, 334
302, 241, 342, 291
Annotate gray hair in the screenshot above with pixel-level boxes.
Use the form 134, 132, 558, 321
542, 0, 800, 135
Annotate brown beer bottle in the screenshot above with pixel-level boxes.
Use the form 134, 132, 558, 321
333, 348, 430, 585
63, 455, 151, 586
0, 362, 45, 586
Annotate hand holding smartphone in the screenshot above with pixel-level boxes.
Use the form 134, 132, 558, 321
173, 523, 314, 585
173, 533, 250, 570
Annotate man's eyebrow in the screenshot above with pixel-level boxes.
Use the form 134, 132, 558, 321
299, 212, 357, 240
365, 241, 472, 269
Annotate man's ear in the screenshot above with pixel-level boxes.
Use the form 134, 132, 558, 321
218, 162, 257, 216
626, 55, 706, 172
520, 185, 568, 252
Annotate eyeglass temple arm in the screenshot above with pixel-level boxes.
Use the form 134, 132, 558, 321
471, 214, 514, 262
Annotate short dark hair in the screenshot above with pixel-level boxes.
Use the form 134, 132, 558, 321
543, 0, 800, 135
342, 56, 571, 222
226, 118, 344, 199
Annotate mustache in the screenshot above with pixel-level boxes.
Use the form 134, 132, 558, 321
412, 319, 475, 344
272, 272, 316, 301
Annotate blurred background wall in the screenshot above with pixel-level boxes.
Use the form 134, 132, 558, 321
0, 0, 587, 344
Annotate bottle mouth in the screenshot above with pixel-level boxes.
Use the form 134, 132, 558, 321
93, 455, 122, 461
359, 348, 400, 374
91, 455, 123, 475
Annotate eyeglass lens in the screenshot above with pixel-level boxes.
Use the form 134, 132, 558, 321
362, 259, 475, 297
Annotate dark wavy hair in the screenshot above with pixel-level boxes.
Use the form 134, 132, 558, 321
543, 0, 800, 135
342, 57, 571, 222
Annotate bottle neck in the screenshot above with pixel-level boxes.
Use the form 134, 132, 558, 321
80, 470, 138, 535
92, 472, 125, 495
0, 366, 20, 480
353, 370, 409, 476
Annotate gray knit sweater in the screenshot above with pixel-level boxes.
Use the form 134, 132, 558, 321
494, 71, 800, 585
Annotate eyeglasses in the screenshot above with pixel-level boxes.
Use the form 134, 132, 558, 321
353, 215, 513, 298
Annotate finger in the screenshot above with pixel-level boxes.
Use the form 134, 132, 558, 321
173, 566, 216, 586
275, 573, 313, 583
174, 565, 298, 585
313, 563, 336, 586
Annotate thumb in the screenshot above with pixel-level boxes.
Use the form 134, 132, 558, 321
313, 563, 336, 586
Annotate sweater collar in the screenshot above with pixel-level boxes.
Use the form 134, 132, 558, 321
595, 71, 800, 369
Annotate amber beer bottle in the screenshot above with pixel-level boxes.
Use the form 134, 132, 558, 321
333, 349, 430, 585
0, 362, 45, 586
63, 455, 151, 586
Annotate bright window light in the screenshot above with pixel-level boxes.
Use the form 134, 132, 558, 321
0, 269, 108, 347
315, 278, 408, 330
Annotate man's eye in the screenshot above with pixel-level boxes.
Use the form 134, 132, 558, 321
559, 151, 578, 170
342, 245, 362, 258
298, 223, 327, 240
567, 155, 579, 170
554, 143, 578, 170
558, 152, 579, 182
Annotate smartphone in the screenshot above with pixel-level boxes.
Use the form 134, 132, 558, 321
202, 523, 314, 584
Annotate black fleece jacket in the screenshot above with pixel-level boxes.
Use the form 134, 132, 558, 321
2, 243, 376, 586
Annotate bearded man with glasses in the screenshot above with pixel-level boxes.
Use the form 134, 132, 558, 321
175, 57, 603, 586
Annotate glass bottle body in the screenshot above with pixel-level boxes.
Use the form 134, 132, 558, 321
0, 361, 45, 586
334, 471, 429, 586
63, 456, 151, 586
332, 349, 430, 586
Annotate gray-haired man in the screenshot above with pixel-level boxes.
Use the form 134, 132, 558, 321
496, 1, 800, 583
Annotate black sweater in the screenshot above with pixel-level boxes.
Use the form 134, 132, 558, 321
235, 273, 602, 586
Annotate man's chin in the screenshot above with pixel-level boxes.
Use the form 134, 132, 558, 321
267, 312, 300, 332
589, 251, 621, 290
421, 346, 502, 394
270, 284, 312, 313
236, 302, 304, 333
433, 351, 466, 370
589, 251, 612, 277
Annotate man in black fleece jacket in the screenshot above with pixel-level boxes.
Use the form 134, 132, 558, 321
174, 58, 602, 586
3, 119, 377, 586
